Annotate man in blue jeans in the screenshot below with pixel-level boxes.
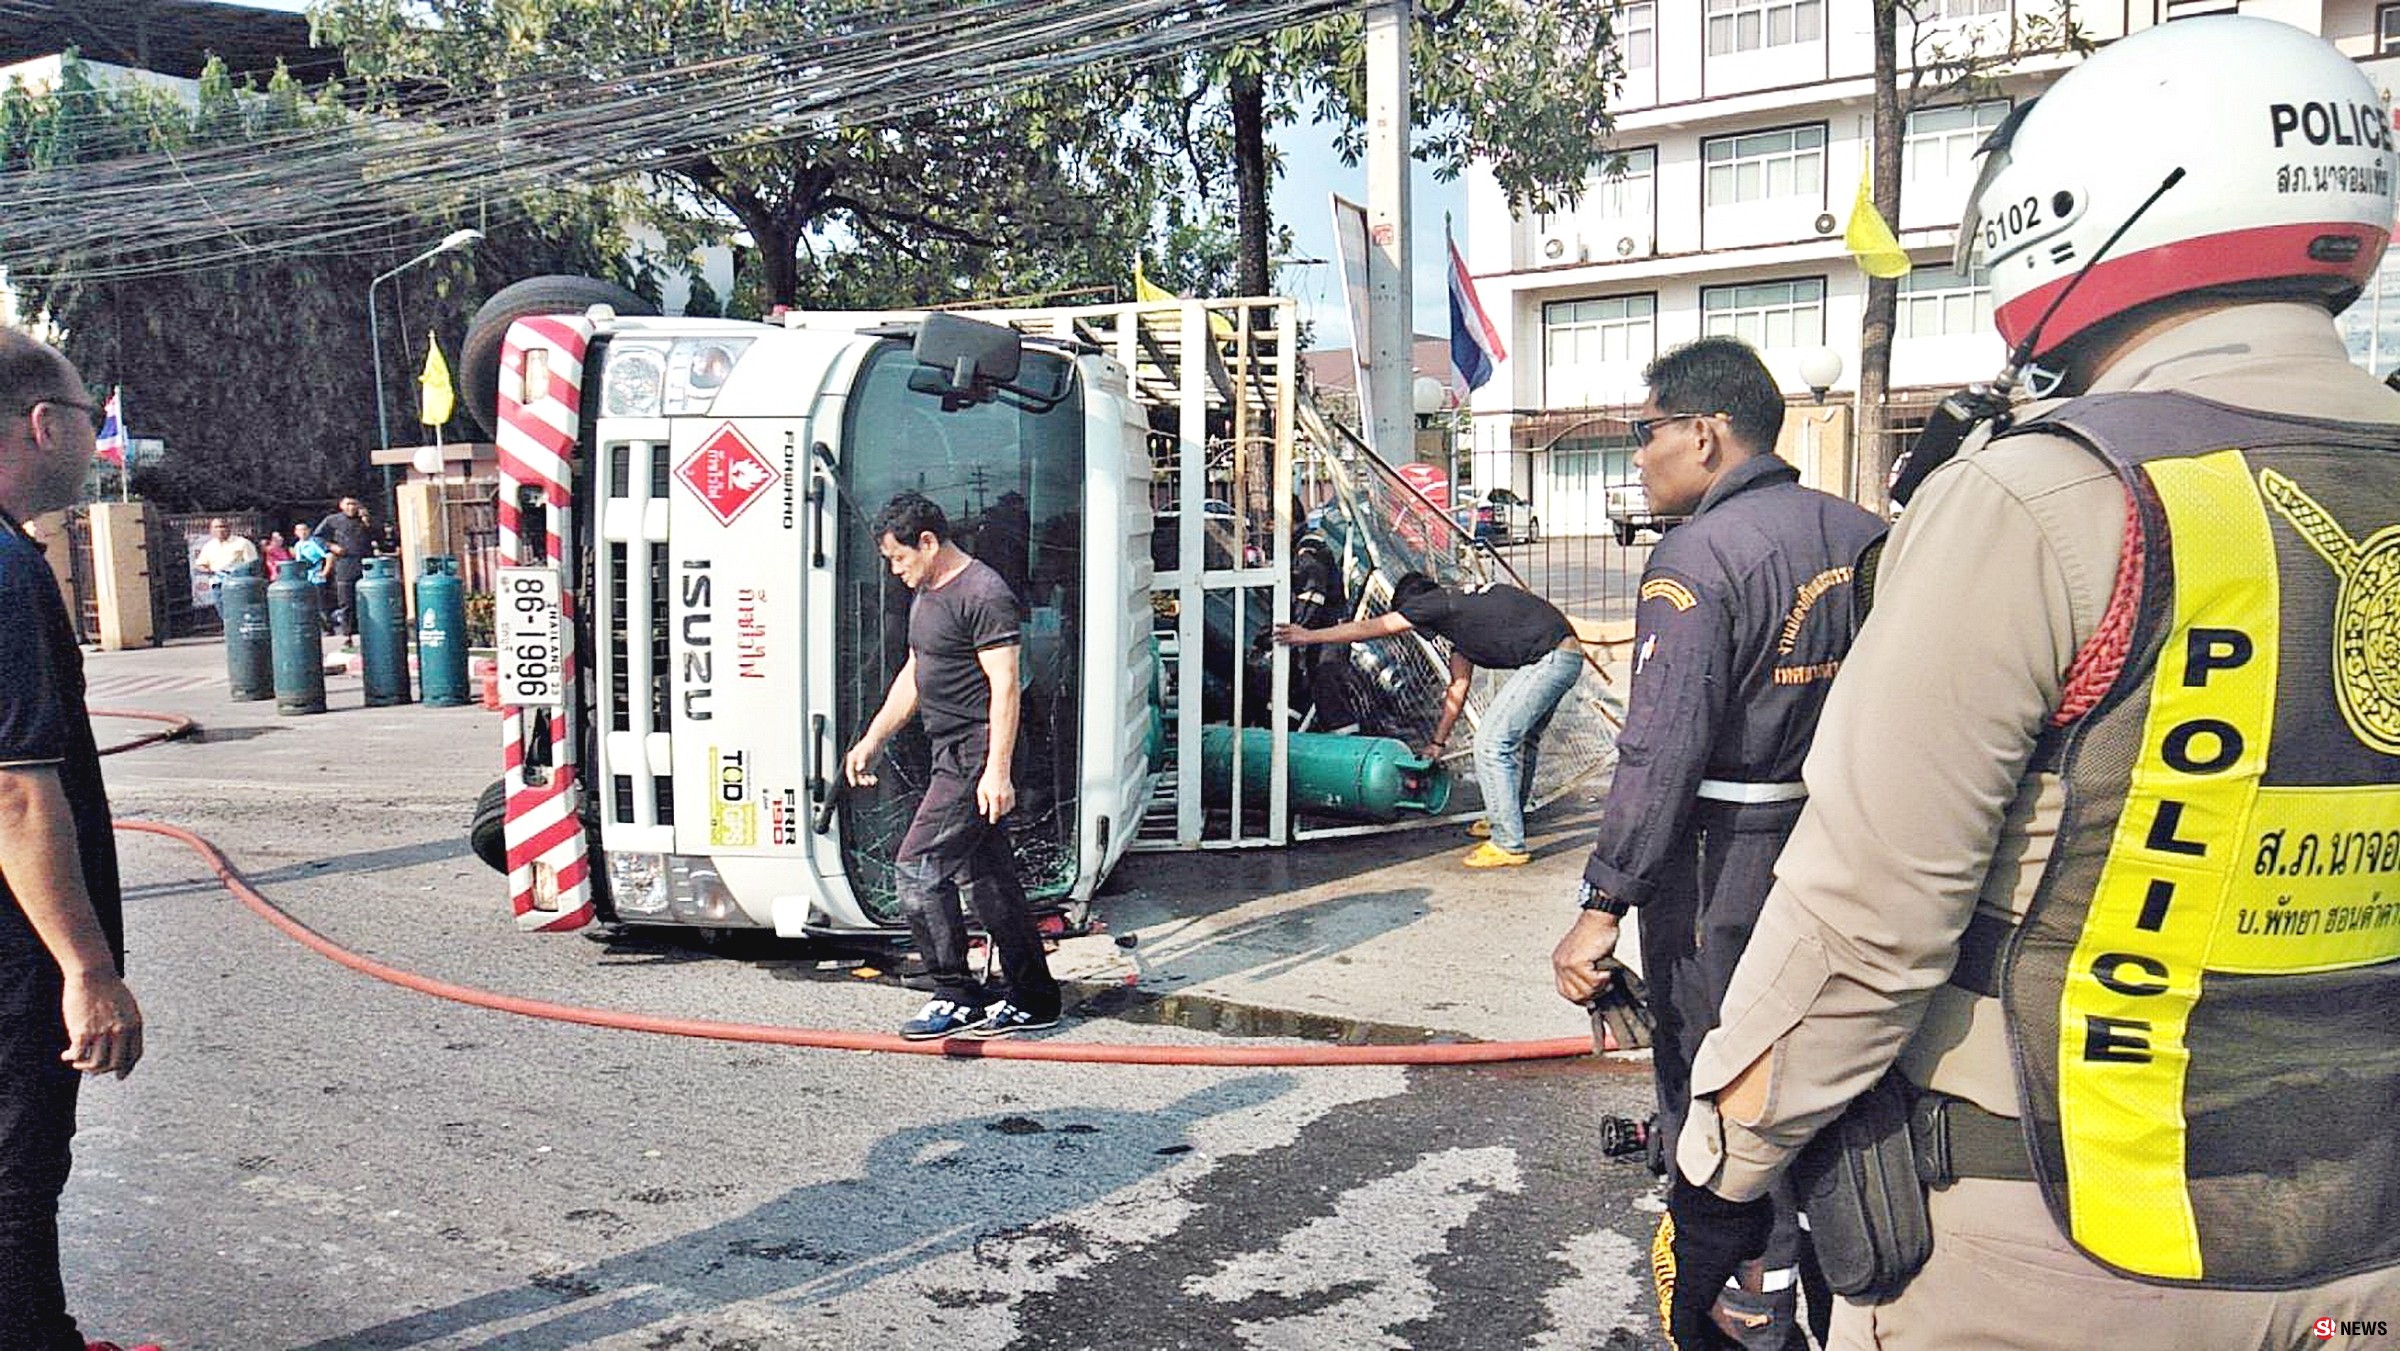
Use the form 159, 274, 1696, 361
1276, 571, 1583, 867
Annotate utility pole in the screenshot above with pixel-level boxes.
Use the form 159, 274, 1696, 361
1364, 0, 1413, 464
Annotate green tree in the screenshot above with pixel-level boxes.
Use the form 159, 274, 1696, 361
1, 52, 641, 511
311, 0, 1164, 311
1138, 1, 1626, 301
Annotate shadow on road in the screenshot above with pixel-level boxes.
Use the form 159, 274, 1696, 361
292, 1074, 1297, 1349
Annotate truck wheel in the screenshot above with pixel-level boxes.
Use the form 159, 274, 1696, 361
461, 276, 658, 440
1614, 521, 1637, 547
469, 778, 508, 874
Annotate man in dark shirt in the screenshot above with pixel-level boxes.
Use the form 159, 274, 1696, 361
313, 495, 372, 642
844, 491, 1061, 1040
1276, 572, 1583, 866
0, 331, 146, 1351
1550, 336, 1883, 1349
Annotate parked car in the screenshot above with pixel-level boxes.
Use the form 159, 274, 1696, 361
1454, 488, 1540, 545
1604, 483, 1678, 546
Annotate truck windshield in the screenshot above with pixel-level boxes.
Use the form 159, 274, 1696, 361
834, 341, 1086, 924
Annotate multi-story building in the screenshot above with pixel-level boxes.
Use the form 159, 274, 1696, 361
1462, 0, 2400, 535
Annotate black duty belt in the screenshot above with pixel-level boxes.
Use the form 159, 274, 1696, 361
1909, 1086, 2036, 1184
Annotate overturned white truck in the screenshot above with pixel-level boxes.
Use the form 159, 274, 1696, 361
462, 279, 1607, 939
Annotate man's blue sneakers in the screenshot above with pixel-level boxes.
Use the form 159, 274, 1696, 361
964, 1001, 1059, 1039
899, 998, 985, 1040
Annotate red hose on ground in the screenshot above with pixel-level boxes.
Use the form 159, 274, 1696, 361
90, 708, 197, 757
109, 817, 1602, 1068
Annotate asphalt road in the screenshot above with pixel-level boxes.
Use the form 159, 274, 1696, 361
61, 650, 1670, 1350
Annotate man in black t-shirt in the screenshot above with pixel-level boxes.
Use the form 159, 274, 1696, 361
0, 331, 146, 1351
1276, 572, 1584, 867
313, 496, 372, 642
845, 491, 1061, 1041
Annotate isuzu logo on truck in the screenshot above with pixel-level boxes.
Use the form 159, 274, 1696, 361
676, 424, 781, 526
682, 561, 713, 722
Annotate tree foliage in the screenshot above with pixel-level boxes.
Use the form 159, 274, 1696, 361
311, 0, 1163, 311
2, 52, 643, 512
1133, 0, 1624, 300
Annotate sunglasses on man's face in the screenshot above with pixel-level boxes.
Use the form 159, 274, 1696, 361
1630, 411, 1722, 447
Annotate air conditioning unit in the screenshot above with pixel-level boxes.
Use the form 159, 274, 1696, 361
1537, 230, 1589, 264
1613, 231, 1656, 259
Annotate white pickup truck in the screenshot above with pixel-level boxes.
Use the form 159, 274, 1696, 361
1603, 483, 1675, 547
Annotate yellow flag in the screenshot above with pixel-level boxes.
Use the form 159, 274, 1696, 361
419, 331, 455, 426
1134, 258, 1176, 304
1844, 166, 1912, 280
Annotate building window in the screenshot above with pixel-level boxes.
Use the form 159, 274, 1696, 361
1544, 294, 1657, 406
1703, 125, 1826, 207
1894, 265, 1993, 340
1594, 147, 1657, 225
2382, 4, 2400, 54
1622, 2, 1656, 68
1904, 101, 2010, 184
1929, 0, 2006, 16
1701, 278, 1826, 350
1706, 0, 1824, 55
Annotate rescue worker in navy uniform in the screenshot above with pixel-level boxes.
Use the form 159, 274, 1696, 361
1660, 19, 2400, 1349
1550, 335, 1882, 1348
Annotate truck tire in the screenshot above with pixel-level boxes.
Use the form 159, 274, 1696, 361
1614, 520, 1637, 547
461, 276, 658, 439
469, 778, 508, 874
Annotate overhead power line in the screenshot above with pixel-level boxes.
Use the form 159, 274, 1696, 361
0, 0, 1364, 282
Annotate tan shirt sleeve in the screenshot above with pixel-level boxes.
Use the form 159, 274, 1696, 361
1675, 448, 2093, 1200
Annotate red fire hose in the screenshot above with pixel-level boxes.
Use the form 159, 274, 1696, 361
93, 709, 1605, 1067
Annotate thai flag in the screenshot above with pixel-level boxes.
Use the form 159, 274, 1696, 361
1447, 228, 1505, 393
94, 387, 127, 467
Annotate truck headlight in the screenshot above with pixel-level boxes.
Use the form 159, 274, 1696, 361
602, 345, 665, 418
668, 860, 739, 924
607, 851, 671, 916
601, 338, 754, 419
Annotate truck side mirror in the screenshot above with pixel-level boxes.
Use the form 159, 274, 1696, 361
913, 311, 1023, 397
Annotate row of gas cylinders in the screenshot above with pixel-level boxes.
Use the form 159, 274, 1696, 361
217, 557, 473, 714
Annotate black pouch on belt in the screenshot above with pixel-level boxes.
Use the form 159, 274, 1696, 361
1788, 1073, 1931, 1301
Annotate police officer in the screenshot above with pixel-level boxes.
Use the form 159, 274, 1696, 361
1664, 19, 2400, 1349
1550, 335, 1881, 1348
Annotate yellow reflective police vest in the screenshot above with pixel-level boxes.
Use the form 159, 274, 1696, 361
1993, 391, 2400, 1288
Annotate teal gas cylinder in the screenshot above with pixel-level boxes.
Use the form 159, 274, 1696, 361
415, 555, 470, 707
219, 561, 270, 701
1200, 726, 1451, 823
267, 560, 326, 715
356, 557, 412, 707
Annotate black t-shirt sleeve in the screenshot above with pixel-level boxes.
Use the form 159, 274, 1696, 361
967, 581, 1022, 651
0, 557, 70, 765
1393, 589, 1451, 637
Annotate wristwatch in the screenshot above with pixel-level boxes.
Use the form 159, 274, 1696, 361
1578, 879, 1630, 917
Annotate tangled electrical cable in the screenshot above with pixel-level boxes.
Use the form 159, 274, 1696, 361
1, 0, 1367, 281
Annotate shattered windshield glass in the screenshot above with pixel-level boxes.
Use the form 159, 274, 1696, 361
833, 342, 1084, 925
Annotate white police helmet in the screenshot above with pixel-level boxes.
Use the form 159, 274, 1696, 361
1960, 16, 2396, 363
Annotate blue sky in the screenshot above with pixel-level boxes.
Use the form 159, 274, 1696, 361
237, 0, 1463, 348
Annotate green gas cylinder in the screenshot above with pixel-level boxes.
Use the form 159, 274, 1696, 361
219, 561, 270, 701
267, 560, 326, 715
1200, 726, 1451, 823
356, 557, 412, 707
415, 555, 470, 707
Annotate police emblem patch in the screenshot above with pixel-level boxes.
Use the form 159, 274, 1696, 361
1640, 578, 1698, 612
2261, 469, 2400, 756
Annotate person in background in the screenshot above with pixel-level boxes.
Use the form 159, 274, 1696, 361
0, 329, 151, 1351
845, 491, 1062, 1042
312, 497, 371, 647
191, 517, 258, 613
1550, 335, 1883, 1349
258, 530, 293, 576
1275, 571, 1583, 867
